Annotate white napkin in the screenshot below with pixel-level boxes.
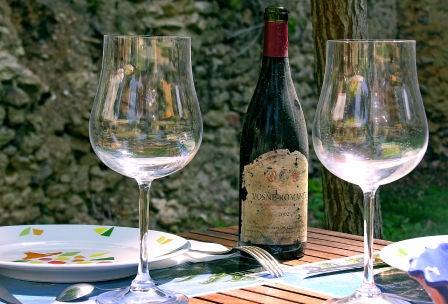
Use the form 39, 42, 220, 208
149, 240, 238, 270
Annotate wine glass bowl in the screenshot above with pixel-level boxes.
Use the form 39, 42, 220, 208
90, 35, 202, 183
314, 40, 427, 192
89, 35, 202, 304
313, 40, 428, 303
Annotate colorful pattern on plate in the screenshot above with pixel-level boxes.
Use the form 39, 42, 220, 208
14, 226, 118, 264
13, 227, 174, 265
394, 247, 409, 258
12, 251, 114, 264
19, 226, 116, 237
94, 227, 115, 236
157, 235, 173, 245
19, 227, 44, 236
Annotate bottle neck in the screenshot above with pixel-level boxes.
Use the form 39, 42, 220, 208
263, 21, 288, 58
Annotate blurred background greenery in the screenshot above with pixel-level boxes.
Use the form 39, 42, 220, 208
309, 172, 448, 241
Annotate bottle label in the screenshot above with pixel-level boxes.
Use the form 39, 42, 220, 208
241, 149, 308, 245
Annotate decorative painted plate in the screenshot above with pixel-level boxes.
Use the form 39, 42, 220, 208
379, 235, 448, 272
0, 225, 189, 282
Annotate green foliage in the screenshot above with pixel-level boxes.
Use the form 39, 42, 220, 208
230, 0, 243, 10
216, 0, 243, 10
308, 178, 325, 227
308, 174, 447, 242
288, 19, 297, 36
381, 184, 448, 241
87, 0, 103, 14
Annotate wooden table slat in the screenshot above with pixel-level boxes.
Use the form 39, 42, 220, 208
189, 298, 218, 304
306, 243, 363, 257
307, 236, 386, 252
193, 293, 258, 304
178, 232, 236, 247
271, 283, 329, 300
195, 226, 391, 247
182, 230, 238, 242
208, 226, 239, 235
309, 227, 392, 246
221, 288, 298, 304
243, 285, 327, 304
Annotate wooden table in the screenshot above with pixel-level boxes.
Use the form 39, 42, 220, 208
179, 226, 392, 304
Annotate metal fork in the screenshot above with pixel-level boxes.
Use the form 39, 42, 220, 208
234, 245, 284, 278
187, 240, 284, 278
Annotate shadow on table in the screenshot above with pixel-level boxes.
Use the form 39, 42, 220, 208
375, 269, 432, 304
151, 255, 265, 284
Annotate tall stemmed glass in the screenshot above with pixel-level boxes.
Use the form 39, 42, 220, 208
89, 35, 202, 304
313, 40, 428, 303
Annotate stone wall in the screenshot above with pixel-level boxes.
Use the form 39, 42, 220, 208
396, 0, 448, 168
0, 0, 446, 233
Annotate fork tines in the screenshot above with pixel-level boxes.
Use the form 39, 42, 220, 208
235, 246, 284, 278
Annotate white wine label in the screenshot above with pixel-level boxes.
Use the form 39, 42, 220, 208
241, 149, 308, 245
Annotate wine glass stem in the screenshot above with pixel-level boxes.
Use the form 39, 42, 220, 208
131, 180, 156, 291
360, 186, 381, 296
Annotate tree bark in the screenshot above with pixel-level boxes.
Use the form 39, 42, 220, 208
311, 0, 383, 238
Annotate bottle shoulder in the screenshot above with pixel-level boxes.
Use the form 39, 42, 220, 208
240, 56, 308, 160
240, 97, 309, 160
244, 71, 306, 128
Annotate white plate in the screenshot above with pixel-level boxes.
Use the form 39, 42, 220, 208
0, 225, 189, 282
379, 235, 448, 272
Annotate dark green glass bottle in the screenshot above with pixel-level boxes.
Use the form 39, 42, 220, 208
238, 6, 309, 260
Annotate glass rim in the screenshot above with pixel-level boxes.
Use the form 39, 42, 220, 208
103, 34, 191, 40
327, 39, 415, 44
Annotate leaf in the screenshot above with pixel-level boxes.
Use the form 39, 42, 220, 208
94, 227, 114, 237
20, 227, 31, 236
175, 275, 198, 282
201, 273, 227, 284
59, 251, 81, 257
396, 247, 408, 257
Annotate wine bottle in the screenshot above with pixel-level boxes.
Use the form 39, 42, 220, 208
238, 6, 309, 260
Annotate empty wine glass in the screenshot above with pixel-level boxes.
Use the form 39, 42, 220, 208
89, 35, 203, 304
313, 40, 428, 303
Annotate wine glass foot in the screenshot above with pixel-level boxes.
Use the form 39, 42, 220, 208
325, 291, 411, 304
96, 286, 188, 304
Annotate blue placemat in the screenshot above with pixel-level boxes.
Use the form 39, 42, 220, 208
266, 255, 431, 303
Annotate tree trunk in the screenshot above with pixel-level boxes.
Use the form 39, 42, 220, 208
311, 0, 383, 238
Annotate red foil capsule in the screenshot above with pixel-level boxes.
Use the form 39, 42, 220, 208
263, 21, 288, 58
